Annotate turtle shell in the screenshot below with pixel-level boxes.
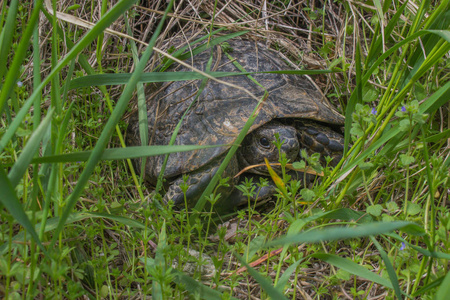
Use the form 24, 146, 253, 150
127, 37, 344, 183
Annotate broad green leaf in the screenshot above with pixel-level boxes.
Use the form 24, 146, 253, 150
299, 188, 315, 202
367, 205, 383, 217
399, 154, 415, 166
405, 202, 421, 216
362, 85, 379, 103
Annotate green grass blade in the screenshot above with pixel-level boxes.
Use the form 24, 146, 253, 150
277, 209, 371, 235
25, 145, 223, 164
84, 212, 146, 229
61, 59, 76, 104
423, 128, 450, 144
235, 253, 289, 300
67, 71, 239, 88
0, 167, 47, 255
173, 271, 233, 299
338, 30, 447, 163
408, 0, 430, 35
435, 268, 450, 299
338, 126, 398, 177
405, 24, 450, 85
336, 74, 450, 182
0, 0, 19, 79
155, 54, 215, 196
419, 80, 450, 114
125, 14, 148, 182
49, 0, 174, 247
275, 259, 302, 291
37, 103, 74, 240
344, 39, 362, 154
152, 222, 167, 300
0, 212, 145, 255
385, 128, 450, 155
0, 0, 42, 116
7, 108, 54, 187
370, 236, 402, 299
0, 0, 139, 153
373, 0, 385, 51
265, 221, 421, 248
375, 81, 450, 160
387, 233, 450, 260
423, 0, 450, 29
191, 92, 265, 216
311, 253, 394, 289
55, 102, 75, 158
362, 30, 449, 88
68, 69, 334, 89
51, 10, 146, 202
411, 276, 443, 297
319, 208, 371, 222
364, 0, 407, 69
403, 37, 450, 89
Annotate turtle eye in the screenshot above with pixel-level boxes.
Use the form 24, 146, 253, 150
259, 137, 271, 148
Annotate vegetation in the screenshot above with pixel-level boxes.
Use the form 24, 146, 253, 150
0, 0, 449, 299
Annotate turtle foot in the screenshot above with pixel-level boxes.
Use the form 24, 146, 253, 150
164, 156, 239, 209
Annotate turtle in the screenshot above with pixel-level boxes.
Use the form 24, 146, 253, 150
126, 35, 345, 212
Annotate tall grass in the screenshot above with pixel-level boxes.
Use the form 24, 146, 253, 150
0, 0, 449, 299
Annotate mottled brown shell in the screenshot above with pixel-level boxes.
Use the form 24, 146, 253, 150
127, 37, 344, 183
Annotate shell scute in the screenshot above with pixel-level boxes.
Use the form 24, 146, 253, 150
127, 37, 344, 182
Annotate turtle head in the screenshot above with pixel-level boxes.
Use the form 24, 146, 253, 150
237, 122, 299, 175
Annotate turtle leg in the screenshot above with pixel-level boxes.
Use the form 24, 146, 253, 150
294, 121, 344, 167
164, 156, 239, 209
219, 170, 317, 213
219, 174, 277, 213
